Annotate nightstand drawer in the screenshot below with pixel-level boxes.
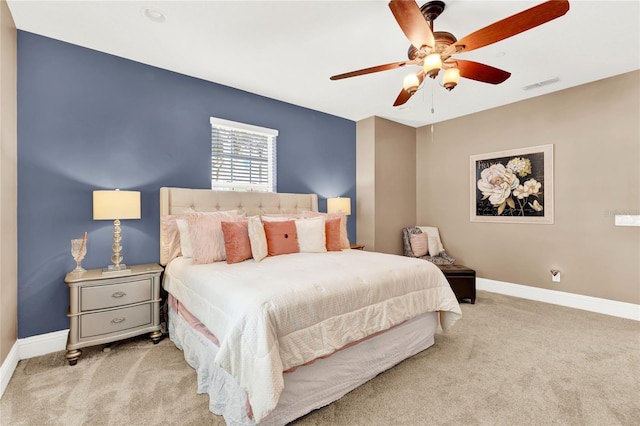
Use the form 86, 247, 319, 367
80, 279, 152, 311
80, 304, 152, 338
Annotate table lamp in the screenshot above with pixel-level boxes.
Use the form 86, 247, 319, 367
93, 189, 141, 274
327, 197, 351, 215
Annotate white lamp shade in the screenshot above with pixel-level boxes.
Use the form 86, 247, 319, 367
423, 53, 442, 73
443, 68, 460, 86
93, 190, 141, 220
327, 197, 351, 215
402, 73, 420, 93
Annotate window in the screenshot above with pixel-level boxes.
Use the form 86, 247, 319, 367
210, 117, 277, 192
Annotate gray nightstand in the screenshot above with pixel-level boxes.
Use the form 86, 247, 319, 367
65, 263, 163, 365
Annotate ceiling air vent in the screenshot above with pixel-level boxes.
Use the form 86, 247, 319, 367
523, 77, 560, 91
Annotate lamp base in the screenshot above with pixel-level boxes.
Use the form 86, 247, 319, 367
101, 264, 132, 276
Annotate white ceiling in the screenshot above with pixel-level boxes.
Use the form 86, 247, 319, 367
7, 0, 640, 127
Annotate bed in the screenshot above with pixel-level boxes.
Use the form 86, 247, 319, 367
159, 187, 462, 425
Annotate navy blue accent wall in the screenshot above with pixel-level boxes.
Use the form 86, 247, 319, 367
17, 31, 356, 338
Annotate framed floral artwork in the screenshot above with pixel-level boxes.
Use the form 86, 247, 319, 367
470, 144, 554, 224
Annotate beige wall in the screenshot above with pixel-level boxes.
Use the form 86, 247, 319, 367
416, 71, 640, 305
356, 117, 376, 251
357, 116, 416, 254
0, 0, 18, 364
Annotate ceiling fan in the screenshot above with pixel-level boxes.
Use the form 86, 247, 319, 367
330, 0, 570, 107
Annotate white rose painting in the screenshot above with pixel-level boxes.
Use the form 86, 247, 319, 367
470, 145, 554, 224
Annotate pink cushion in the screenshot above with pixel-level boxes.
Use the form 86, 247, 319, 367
410, 233, 429, 257
221, 221, 252, 264
185, 211, 240, 264
160, 215, 182, 264
325, 217, 342, 251
263, 220, 299, 256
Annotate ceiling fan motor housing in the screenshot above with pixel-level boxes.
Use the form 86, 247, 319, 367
420, 1, 446, 22
407, 31, 457, 61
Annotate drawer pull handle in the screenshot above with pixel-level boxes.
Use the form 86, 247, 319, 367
112, 291, 127, 298
111, 317, 126, 324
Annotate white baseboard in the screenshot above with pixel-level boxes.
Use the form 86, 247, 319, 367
0, 329, 68, 399
17, 329, 68, 360
477, 278, 640, 321
0, 341, 19, 399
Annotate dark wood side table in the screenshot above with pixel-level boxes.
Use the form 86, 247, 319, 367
437, 264, 476, 304
350, 243, 365, 250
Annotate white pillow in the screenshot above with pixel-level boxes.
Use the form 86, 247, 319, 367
176, 218, 193, 258
302, 211, 350, 249
295, 217, 327, 253
248, 216, 268, 262
418, 226, 445, 255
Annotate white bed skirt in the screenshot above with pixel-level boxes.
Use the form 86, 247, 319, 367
169, 306, 439, 425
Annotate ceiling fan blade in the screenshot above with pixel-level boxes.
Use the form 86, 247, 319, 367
393, 88, 413, 107
455, 60, 511, 84
393, 70, 425, 106
447, 0, 570, 55
389, 0, 435, 49
330, 61, 411, 80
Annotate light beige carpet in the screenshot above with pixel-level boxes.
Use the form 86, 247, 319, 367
1, 291, 638, 425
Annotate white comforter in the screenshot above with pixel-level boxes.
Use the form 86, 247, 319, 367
163, 250, 461, 422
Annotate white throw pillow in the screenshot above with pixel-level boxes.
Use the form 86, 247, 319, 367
176, 218, 193, 258
418, 226, 445, 255
248, 216, 268, 262
295, 217, 327, 253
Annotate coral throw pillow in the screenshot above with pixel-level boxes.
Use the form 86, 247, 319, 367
264, 220, 299, 256
325, 217, 342, 251
221, 221, 252, 264
409, 233, 429, 257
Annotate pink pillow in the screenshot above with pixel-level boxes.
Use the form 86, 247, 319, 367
261, 213, 302, 221
325, 217, 342, 251
410, 233, 429, 257
185, 211, 240, 264
221, 221, 252, 264
160, 215, 182, 264
263, 220, 299, 256
303, 211, 350, 249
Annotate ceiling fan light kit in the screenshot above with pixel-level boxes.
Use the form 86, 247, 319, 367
403, 73, 420, 94
330, 0, 570, 107
423, 53, 442, 79
443, 68, 460, 91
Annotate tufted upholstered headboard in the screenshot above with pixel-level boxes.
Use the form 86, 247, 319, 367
159, 187, 318, 264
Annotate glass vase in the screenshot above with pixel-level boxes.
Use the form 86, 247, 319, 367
70, 238, 87, 273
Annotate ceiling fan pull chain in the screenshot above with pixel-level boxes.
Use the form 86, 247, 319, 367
431, 83, 435, 115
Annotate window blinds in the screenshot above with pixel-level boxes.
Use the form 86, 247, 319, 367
210, 117, 277, 192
